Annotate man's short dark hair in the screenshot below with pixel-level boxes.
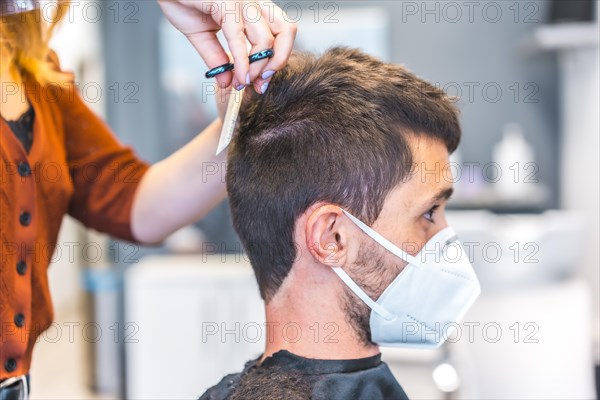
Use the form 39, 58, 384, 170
227, 47, 461, 301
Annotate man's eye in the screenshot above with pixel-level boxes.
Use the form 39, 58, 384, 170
423, 205, 439, 223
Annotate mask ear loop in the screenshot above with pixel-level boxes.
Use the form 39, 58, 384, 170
340, 209, 421, 267
334, 209, 423, 322
331, 267, 395, 321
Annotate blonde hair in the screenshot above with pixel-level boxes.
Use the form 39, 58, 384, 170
0, 1, 70, 84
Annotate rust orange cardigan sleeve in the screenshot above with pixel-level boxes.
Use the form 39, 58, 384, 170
53, 56, 150, 242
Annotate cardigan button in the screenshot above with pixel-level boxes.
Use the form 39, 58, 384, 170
18, 161, 31, 177
19, 211, 31, 226
16, 260, 27, 275
4, 358, 17, 373
14, 313, 25, 328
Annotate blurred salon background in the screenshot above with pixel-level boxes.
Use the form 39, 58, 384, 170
34, 0, 598, 399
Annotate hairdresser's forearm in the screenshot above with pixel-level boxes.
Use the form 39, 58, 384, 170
130, 119, 227, 244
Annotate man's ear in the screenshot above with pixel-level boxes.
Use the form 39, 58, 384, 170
305, 204, 349, 268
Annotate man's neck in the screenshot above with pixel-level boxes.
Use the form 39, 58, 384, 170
260, 268, 379, 363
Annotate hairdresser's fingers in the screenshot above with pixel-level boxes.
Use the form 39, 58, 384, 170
251, 30, 294, 94
260, 1, 297, 73
250, 1, 295, 93
187, 32, 234, 88
244, 4, 275, 90
215, 2, 250, 89
157, 0, 233, 87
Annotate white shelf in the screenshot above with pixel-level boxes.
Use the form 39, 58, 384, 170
534, 22, 599, 50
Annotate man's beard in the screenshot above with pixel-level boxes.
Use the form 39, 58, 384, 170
342, 287, 373, 346
341, 241, 405, 347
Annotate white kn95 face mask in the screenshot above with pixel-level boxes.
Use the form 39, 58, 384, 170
332, 209, 481, 348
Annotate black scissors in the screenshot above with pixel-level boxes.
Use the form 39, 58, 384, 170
205, 49, 274, 79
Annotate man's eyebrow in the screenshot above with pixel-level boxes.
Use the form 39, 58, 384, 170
432, 187, 454, 203
417, 187, 454, 214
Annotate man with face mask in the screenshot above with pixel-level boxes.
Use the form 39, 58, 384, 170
200, 47, 480, 400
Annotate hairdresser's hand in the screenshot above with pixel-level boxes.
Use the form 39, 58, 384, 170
157, 0, 297, 93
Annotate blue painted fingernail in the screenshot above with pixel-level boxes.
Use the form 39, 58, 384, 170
260, 81, 269, 94
235, 83, 245, 91
245, 73, 251, 85
261, 70, 276, 80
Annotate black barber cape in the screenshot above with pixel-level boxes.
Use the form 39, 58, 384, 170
199, 350, 409, 400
